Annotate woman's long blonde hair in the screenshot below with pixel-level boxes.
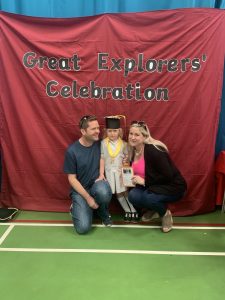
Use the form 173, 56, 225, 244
129, 122, 168, 152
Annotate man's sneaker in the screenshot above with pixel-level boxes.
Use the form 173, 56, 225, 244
102, 217, 113, 227
141, 210, 159, 222
69, 204, 73, 217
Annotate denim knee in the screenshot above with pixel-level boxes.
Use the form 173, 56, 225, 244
91, 180, 112, 204
73, 218, 92, 235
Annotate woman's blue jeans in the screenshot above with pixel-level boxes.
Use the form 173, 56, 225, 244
70, 180, 112, 234
128, 186, 184, 217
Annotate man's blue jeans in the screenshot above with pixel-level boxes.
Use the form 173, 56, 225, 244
70, 180, 112, 234
128, 186, 184, 217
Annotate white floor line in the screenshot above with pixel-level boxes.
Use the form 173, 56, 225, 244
0, 225, 15, 245
0, 247, 225, 256
0, 222, 225, 230
0, 224, 224, 256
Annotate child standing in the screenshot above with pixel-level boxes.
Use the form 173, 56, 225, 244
99, 116, 138, 222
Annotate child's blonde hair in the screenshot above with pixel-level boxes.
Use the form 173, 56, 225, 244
103, 127, 124, 139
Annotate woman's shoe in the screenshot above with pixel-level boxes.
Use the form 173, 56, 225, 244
141, 210, 159, 222
161, 210, 173, 233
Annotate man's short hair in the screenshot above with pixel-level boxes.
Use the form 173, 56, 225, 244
79, 115, 97, 129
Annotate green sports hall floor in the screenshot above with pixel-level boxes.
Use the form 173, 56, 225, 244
0, 209, 225, 300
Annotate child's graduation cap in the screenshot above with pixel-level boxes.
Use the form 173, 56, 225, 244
105, 115, 125, 129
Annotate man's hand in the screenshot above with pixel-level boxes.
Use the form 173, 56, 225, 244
95, 174, 106, 182
86, 196, 99, 209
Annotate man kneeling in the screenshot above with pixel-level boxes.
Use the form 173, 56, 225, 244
64, 115, 112, 234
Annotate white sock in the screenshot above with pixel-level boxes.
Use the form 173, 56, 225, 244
117, 195, 137, 213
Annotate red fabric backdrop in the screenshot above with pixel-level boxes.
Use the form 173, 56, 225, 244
0, 9, 225, 215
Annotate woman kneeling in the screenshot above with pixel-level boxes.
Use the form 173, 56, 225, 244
128, 121, 187, 233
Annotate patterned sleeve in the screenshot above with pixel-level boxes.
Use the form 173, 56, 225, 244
123, 141, 128, 155
100, 140, 105, 158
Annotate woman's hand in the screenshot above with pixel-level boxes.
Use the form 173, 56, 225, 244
132, 175, 145, 186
